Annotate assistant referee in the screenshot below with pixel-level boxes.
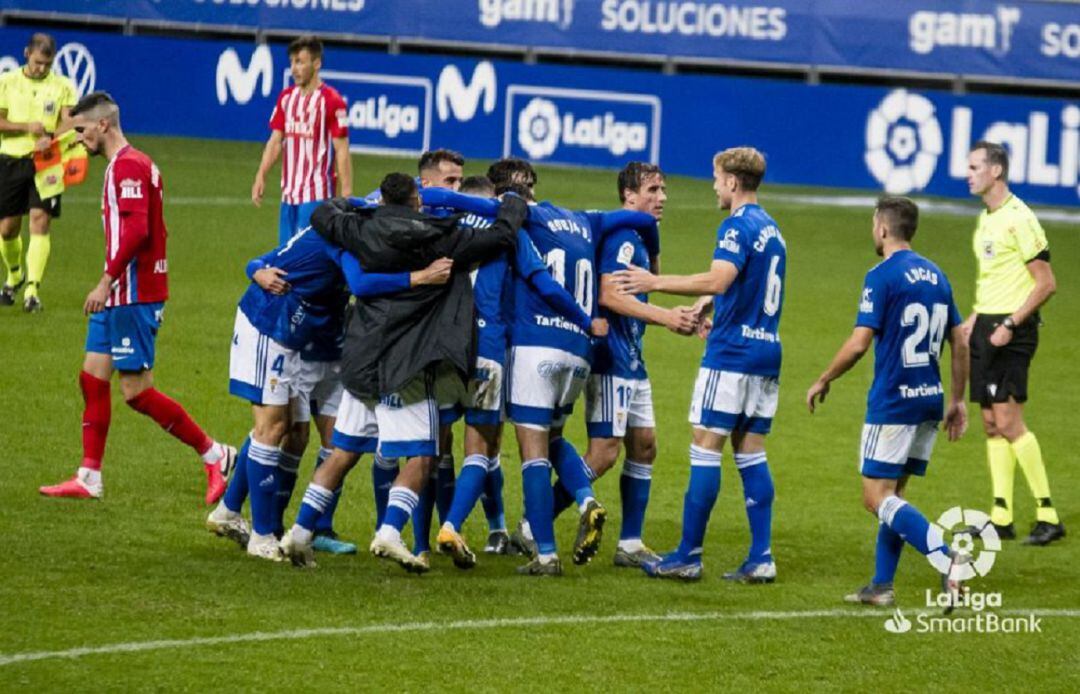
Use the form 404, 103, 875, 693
962, 140, 1063, 546
0, 33, 76, 312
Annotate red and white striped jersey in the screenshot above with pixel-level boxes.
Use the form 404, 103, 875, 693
101, 145, 169, 307
269, 83, 349, 205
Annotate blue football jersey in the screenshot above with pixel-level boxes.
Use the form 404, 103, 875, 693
458, 211, 513, 363
512, 202, 601, 357
702, 204, 786, 378
238, 227, 349, 352
856, 250, 962, 425
593, 227, 649, 379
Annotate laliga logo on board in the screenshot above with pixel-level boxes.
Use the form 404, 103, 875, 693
516, 96, 651, 160
436, 62, 497, 122
349, 95, 420, 138
216, 45, 273, 106
865, 89, 944, 195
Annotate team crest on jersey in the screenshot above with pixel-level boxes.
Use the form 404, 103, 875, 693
860, 287, 874, 313
982, 239, 995, 259
719, 228, 740, 254
617, 241, 635, 266
119, 178, 143, 200
43, 100, 58, 116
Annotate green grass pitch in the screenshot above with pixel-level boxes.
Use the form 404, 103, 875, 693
1, 136, 1077, 690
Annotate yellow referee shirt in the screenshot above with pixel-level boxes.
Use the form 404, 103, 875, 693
973, 194, 1049, 314
0, 67, 76, 158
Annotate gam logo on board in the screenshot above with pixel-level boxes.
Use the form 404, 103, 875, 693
506, 85, 660, 168
319, 70, 433, 156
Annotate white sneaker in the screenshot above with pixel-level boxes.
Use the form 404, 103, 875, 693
247, 532, 284, 562
205, 504, 251, 548
280, 529, 317, 568
369, 533, 429, 574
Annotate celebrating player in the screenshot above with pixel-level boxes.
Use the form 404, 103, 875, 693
251, 35, 351, 245
962, 141, 1064, 546
39, 91, 235, 502
568, 162, 697, 568
0, 33, 77, 312
615, 147, 784, 583
806, 196, 970, 606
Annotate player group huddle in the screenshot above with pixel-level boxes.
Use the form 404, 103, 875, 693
36, 35, 1063, 609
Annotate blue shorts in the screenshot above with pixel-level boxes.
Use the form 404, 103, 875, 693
85, 302, 165, 372
278, 201, 323, 245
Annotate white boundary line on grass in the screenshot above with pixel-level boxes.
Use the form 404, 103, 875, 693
3, 608, 1078, 667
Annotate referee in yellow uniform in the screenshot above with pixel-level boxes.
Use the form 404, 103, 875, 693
962, 140, 1063, 546
0, 33, 76, 312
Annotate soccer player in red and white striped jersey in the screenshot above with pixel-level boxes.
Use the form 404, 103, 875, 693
39, 91, 235, 502
251, 35, 351, 245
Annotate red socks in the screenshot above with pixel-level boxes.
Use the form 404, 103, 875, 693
127, 387, 213, 456
79, 371, 111, 470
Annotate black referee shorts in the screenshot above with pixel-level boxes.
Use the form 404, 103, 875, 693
0, 154, 62, 219
970, 313, 1038, 407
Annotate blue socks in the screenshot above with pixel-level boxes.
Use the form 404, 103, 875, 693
446, 454, 488, 530
735, 452, 774, 564
312, 447, 340, 535
481, 455, 505, 532
620, 460, 652, 542
522, 458, 556, 555
676, 445, 722, 559
247, 438, 281, 536
412, 475, 437, 554
436, 455, 455, 522
274, 451, 302, 535
550, 437, 595, 508
296, 483, 335, 532
383, 486, 419, 534
222, 434, 251, 513
371, 453, 399, 527
873, 522, 905, 585
878, 495, 948, 564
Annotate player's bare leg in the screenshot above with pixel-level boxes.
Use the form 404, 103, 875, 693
22, 209, 52, 312
0, 216, 24, 305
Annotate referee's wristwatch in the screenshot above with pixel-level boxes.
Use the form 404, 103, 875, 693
1001, 316, 1017, 331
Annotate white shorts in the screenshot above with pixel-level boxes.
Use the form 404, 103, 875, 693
331, 371, 438, 459
586, 374, 655, 439
465, 355, 505, 426
860, 422, 938, 479
507, 345, 590, 430
291, 358, 344, 423
688, 367, 779, 436
228, 308, 299, 407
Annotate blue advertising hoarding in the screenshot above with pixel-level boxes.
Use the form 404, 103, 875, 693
1, 27, 1077, 206
6, 0, 1080, 84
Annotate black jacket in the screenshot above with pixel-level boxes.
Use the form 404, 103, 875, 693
311, 198, 527, 399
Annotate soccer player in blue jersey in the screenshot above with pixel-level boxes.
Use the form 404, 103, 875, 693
207, 221, 412, 560
806, 196, 970, 606
615, 147, 784, 582
551, 163, 698, 568
422, 159, 661, 574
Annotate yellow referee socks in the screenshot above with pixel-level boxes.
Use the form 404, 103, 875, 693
987, 436, 1016, 526
1013, 431, 1060, 525
25, 233, 50, 299
1, 235, 23, 287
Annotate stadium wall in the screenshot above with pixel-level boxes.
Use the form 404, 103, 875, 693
2, 27, 1078, 207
